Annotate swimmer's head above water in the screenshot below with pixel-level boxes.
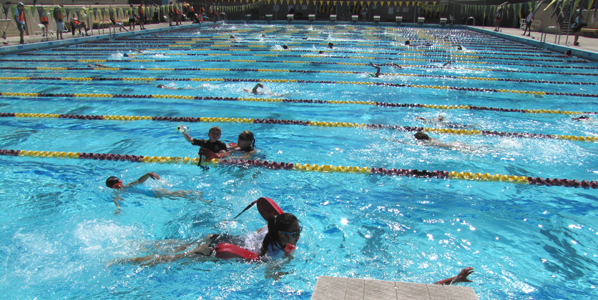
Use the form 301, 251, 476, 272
106, 176, 124, 189
414, 131, 430, 140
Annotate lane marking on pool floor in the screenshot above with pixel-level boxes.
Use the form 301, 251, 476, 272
1, 148, 596, 189
0, 91, 595, 116
1, 112, 596, 143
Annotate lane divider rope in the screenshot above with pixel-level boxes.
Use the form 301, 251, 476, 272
0, 68, 592, 86
1, 76, 596, 97
0, 92, 596, 116
1, 112, 596, 143
3, 54, 596, 69
0, 64, 594, 77
1, 148, 596, 189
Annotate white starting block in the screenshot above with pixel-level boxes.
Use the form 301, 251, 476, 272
373, 15, 380, 23
418, 17, 425, 24
395, 16, 402, 25
309, 14, 315, 21
287, 14, 294, 21
245, 14, 252, 20
440, 18, 447, 25
330, 15, 336, 22
352, 15, 358, 22
265, 14, 272, 21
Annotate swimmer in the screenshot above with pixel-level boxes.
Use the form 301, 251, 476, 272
135, 49, 143, 54
442, 61, 452, 67
328, 42, 333, 49
243, 83, 291, 97
87, 63, 110, 68
386, 131, 486, 152
244, 83, 264, 94
405, 40, 410, 46
415, 115, 472, 129
122, 210, 301, 265
391, 62, 402, 69
157, 84, 202, 90
282, 45, 290, 50
572, 115, 594, 121
228, 130, 257, 160
369, 61, 381, 78
105, 172, 208, 209
563, 49, 572, 57
230, 34, 235, 38
457, 45, 463, 50
318, 51, 325, 55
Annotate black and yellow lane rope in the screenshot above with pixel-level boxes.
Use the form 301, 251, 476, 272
0, 67, 593, 86
55, 44, 579, 63
3, 55, 595, 70
1, 148, 596, 189
1, 112, 596, 143
1, 91, 596, 116
1, 63, 596, 77
1, 76, 596, 97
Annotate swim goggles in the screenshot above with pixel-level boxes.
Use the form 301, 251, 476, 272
281, 226, 302, 239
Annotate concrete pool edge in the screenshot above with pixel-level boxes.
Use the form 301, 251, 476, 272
311, 276, 478, 300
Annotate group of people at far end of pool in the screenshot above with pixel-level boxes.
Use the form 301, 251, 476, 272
104, 126, 255, 209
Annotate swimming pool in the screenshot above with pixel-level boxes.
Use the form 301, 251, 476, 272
1, 23, 597, 299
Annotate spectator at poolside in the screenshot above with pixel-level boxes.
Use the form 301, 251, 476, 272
71, 17, 90, 36
138, 2, 146, 30
128, 4, 136, 31
572, 13, 587, 46
53, 5, 64, 40
14, 2, 26, 44
522, 10, 534, 36
494, 5, 504, 32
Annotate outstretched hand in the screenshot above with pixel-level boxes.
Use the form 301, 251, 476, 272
454, 267, 474, 283
434, 266, 474, 285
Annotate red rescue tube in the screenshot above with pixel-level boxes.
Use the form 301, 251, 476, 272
256, 197, 284, 220
232, 197, 284, 220
213, 243, 259, 260
199, 148, 230, 160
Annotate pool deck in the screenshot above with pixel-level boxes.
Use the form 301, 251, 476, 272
1, 20, 597, 60
311, 276, 478, 300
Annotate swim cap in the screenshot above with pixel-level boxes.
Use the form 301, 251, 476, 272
106, 176, 120, 188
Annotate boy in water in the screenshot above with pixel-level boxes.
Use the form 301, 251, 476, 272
106, 172, 206, 209
181, 126, 227, 154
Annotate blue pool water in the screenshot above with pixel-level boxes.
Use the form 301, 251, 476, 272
1, 24, 598, 299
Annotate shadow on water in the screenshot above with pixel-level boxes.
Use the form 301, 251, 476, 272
0, 128, 37, 146
540, 228, 598, 279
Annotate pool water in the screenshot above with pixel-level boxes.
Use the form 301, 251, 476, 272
1, 24, 598, 299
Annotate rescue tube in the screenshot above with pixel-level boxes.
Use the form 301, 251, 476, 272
199, 147, 230, 159
213, 243, 259, 260
233, 197, 284, 220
